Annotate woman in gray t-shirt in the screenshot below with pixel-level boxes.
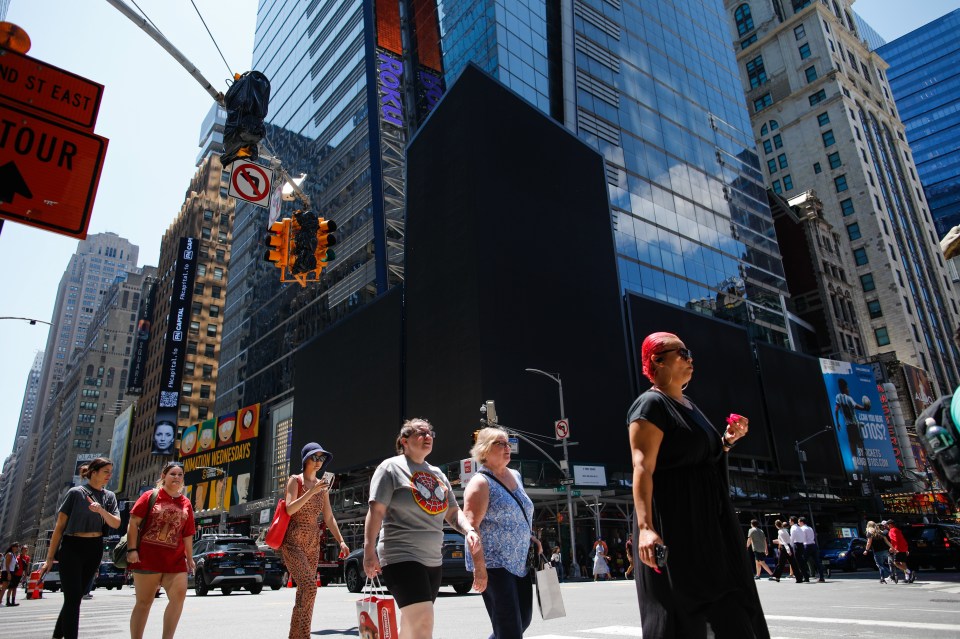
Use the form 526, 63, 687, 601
364, 418, 481, 636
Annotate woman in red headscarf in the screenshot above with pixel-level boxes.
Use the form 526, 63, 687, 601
626, 332, 769, 638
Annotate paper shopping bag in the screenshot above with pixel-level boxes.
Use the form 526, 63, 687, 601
357, 594, 399, 639
535, 563, 566, 620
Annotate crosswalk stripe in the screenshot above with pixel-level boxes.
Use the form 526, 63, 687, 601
581, 627, 643, 636
766, 615, 960, 632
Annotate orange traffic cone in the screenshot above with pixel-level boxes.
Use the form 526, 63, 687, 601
316, 574, 322, 587
286, 574, 294, 588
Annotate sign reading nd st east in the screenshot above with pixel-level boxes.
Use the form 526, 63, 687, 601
0, 49, 104, 129
0, 102, 108, 239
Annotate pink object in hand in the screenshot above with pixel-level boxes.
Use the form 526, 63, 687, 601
726, 413, 743, 425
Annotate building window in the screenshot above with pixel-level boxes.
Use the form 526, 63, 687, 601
840, 198, 854, 216
860, 273, 875, 292
209, 304, 220, 318
197, 264, 207, 276
834, 174, 848, 192
763, 139, 773, 154
206, 324, 217, 337
746, 55, 767, 88
182, 382, 193, 397
203, 210, 213, 221
194, 282, 205, 296
185, 361, 195, 375
191, 301, 202, 316
204, 343, 215, 358
189, 321, 200, 334
777, 153, 788, 169
201, 227, 212, 240
198, 406, 209, 420
828, 152, 842, 169
813, 162, 822, 174
799, 43, 812, 59
847, 222, 861, 240
735, 4, 755, 36
853, 248, 869, 265
874, 327, 891, 346
794, 24, 806, 39
809, 89, 827, 105
217, 231, 227, 244
772, 180, 782, 194
867, 300, 882, 319
754, 93, 773, 112
741, 33, 758, 49
822, 130, 836, 146
792, 0, 811, 11
202, 364, 213, 379
817, 112, 830, 126
773, 134, 783, 149
804, 66, 818, 83
200, 385, 211, 399
180, 404, 191, 417
187, 341, 198, 355
211, 286, 222, 299
213, 267, 224, 281
767, 159, 778, 174
782, 174, 794, 190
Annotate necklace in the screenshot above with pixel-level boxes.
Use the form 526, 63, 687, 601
652, 386, 691, 408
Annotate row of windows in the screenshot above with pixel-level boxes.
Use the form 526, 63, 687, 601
181, 382, 212, 399
193, 283, 223, 298
188, 322, 218, 337
191, 302, 221, 318
186, 342, 217, 358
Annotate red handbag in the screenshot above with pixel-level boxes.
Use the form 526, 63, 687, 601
264, 499, 290, 549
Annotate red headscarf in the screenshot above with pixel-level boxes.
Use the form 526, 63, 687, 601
640, 332, 678, 384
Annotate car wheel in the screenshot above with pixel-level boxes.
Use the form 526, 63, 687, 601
933, 563, 945, 572
117, 584, 122, 590
345, 563, 363, 593
194, 572, 208, 596
222, 587, 233, 595
453, 582, 473, 595
843, 557, 856, 572
248, 584, 263, 595
271, 584, 281, 591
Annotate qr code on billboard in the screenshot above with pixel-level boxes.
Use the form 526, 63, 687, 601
159, 391, 179, 408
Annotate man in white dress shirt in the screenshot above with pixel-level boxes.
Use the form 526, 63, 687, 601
799, 517, 825, 582
789, 516, 809, 582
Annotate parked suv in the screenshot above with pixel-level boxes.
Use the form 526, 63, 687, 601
94, 561, 126, 590
258, 546, 287, 590
901, 523, 960, 571
31, 561, 60, 592
190, 534, 266, 596
344, 531, 473, 595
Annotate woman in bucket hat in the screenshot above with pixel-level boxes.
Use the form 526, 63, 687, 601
280, 443, 349, 639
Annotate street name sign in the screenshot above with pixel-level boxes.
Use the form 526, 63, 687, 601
0, 102, 107, 239
0, 49, 104, 129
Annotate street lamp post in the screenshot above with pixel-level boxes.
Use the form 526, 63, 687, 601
794, 426, 833, 529
525, 368, 578, 578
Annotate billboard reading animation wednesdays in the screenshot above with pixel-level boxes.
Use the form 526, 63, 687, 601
820, 358, 899, 482
178, 403, 260, 513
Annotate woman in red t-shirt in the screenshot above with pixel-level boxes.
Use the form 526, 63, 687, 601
126, 462, 196, 639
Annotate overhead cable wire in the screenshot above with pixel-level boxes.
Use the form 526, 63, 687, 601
128, 0, 165, 38
189, 0, 234, 77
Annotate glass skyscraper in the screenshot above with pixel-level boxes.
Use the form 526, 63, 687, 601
877, 9, 960, 236
439, 0, 789, 344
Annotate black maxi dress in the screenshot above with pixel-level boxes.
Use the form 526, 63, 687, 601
627, 389, 769, 639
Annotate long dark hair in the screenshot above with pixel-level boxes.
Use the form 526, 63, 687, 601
80, 457, 113, 479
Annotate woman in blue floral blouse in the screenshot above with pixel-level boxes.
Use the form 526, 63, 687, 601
464, 427, 542, 638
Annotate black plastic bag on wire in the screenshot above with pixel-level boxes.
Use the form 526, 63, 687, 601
221, 70, 271, 167
915, 392, 960, 508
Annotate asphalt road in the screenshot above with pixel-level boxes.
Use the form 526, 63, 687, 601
3, 569, 959, 638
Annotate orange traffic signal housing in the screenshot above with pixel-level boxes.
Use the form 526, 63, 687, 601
264, 219, 290, 269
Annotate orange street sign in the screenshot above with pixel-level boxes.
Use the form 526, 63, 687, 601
0, 102, 108, 239
0, 49, 103, 129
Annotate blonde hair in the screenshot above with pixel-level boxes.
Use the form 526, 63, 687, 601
470, 426, 508, 464
395, 418, 434, 454
865, 520, 877, 536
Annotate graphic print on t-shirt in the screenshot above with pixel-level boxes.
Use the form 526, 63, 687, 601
141, 501, 190, 548
410, 471, 448, 515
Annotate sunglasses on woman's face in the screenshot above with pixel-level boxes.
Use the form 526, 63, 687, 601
310, 454, 327, 463
656, 347, 693, 361
491, 440, 510, 449
409, 430, 435, 440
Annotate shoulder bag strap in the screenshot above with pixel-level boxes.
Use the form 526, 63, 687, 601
139, 489, 159, 534
478, 469, 531, 529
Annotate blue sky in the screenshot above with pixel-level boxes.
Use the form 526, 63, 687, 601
1, 0, 958, 456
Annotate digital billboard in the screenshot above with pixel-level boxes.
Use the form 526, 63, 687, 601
127, 277, 155, 394
106, 403, 134, 493
179, 403, 260, 512
153, 237, 198, 455
820, 358, 899, 481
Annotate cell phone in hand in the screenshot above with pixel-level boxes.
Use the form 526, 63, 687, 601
322, 471, 335, 486
654, 543, 669, 568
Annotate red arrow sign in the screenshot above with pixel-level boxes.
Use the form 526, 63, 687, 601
0, 49, 104, 130
0, 102, 108, 239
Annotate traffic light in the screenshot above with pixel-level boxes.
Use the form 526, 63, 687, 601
220, 71, 271, 167
315, 218, 338, 271
472, 430, 480, 445
263, 219, 290, 269
290, 210, 319, 275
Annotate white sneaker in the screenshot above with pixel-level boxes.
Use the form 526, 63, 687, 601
82, 594, 93, 600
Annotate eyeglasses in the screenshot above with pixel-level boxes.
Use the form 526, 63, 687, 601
409, 430, 436, 440
656, 347, 693, 361
309, 453, 327, 463
492, 440, 510, 449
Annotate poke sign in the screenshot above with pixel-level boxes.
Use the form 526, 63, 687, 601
228, 160, 272, 207
410, 471, 448, 515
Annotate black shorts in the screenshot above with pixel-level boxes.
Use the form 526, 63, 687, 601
381, 561, 442, 608
894, 552, 908, 563
753, 551, 766, 562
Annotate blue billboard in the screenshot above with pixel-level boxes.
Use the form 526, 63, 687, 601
820, 358, 899, 481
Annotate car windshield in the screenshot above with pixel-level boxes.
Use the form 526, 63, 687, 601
822, 538, 852, 550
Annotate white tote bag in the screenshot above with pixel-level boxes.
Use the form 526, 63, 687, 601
535, 562, 566, 620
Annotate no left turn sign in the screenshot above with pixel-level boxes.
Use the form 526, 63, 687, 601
555, 419, 570, 440
228, 160, 272, 207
